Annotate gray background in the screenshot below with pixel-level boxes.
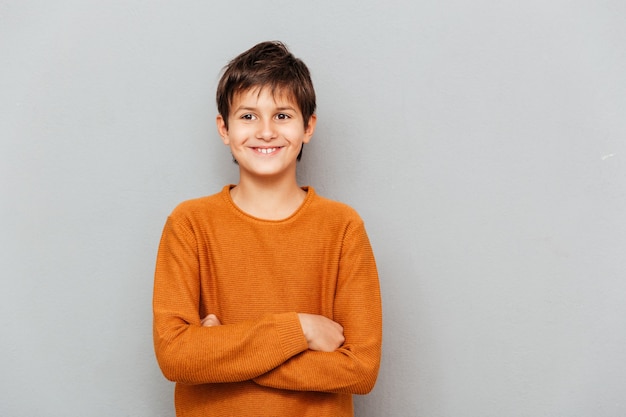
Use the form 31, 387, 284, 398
1, 1, 625, 416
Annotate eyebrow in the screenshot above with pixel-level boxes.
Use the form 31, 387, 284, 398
233, 105, 297, 113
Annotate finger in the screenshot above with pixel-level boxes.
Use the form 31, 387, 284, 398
202, 314, 222, 327
201, 314, 216, 326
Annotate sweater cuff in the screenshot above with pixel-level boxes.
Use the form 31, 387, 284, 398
273, 312, 308, 359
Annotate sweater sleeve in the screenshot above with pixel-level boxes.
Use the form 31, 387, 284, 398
152, 216, 309, 385
252, 220, 382, 394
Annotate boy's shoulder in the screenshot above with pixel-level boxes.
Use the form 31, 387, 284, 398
168, 186, 229, 219
307, 187, 364, 224
167, 185, 364, 226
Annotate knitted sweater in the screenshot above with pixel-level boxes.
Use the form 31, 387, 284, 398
153, 185, 382, 417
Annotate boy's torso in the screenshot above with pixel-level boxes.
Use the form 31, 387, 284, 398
172, 185, 359, 324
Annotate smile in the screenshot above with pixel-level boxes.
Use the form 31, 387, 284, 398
254, 147, 280, 154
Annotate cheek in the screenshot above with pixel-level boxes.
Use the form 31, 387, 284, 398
283, 126, 308, 141
224, 127, 247, 144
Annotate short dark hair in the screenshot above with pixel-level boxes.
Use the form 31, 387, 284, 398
216, 41, 316, 161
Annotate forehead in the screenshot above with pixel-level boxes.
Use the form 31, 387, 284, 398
231, 86, 299, 109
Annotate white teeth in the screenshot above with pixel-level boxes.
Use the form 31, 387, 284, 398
257, 148, 277, 154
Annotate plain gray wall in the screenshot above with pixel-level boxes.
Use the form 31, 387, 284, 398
1, 1, 625, 416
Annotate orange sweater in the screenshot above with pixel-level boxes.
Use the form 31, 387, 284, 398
153, 185, 382, 417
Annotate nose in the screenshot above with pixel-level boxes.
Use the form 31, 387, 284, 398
256, 119, 276, 141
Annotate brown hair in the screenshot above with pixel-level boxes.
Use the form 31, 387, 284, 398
216, 41, 317, 131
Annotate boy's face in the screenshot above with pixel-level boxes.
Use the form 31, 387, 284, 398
217, 87, 316, 180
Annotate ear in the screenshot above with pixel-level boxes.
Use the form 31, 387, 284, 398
303, 114, 317, 144
216, 114, 229, 145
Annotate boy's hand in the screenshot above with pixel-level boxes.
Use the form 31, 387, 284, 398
201, 314, 222, 327
297, 313, 344, 352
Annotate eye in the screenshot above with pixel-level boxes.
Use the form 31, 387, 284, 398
241, 113, 256, 120
276, 113, 291, 120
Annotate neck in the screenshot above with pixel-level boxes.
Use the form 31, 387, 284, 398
231, 174, 306, 220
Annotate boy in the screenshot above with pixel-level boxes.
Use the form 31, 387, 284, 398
153, 41, 382, 417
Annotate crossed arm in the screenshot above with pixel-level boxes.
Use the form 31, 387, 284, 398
196, 310, 379, 394
201, 313, 345, 353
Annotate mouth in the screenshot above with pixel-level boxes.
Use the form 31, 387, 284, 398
253, 147, 281, 155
